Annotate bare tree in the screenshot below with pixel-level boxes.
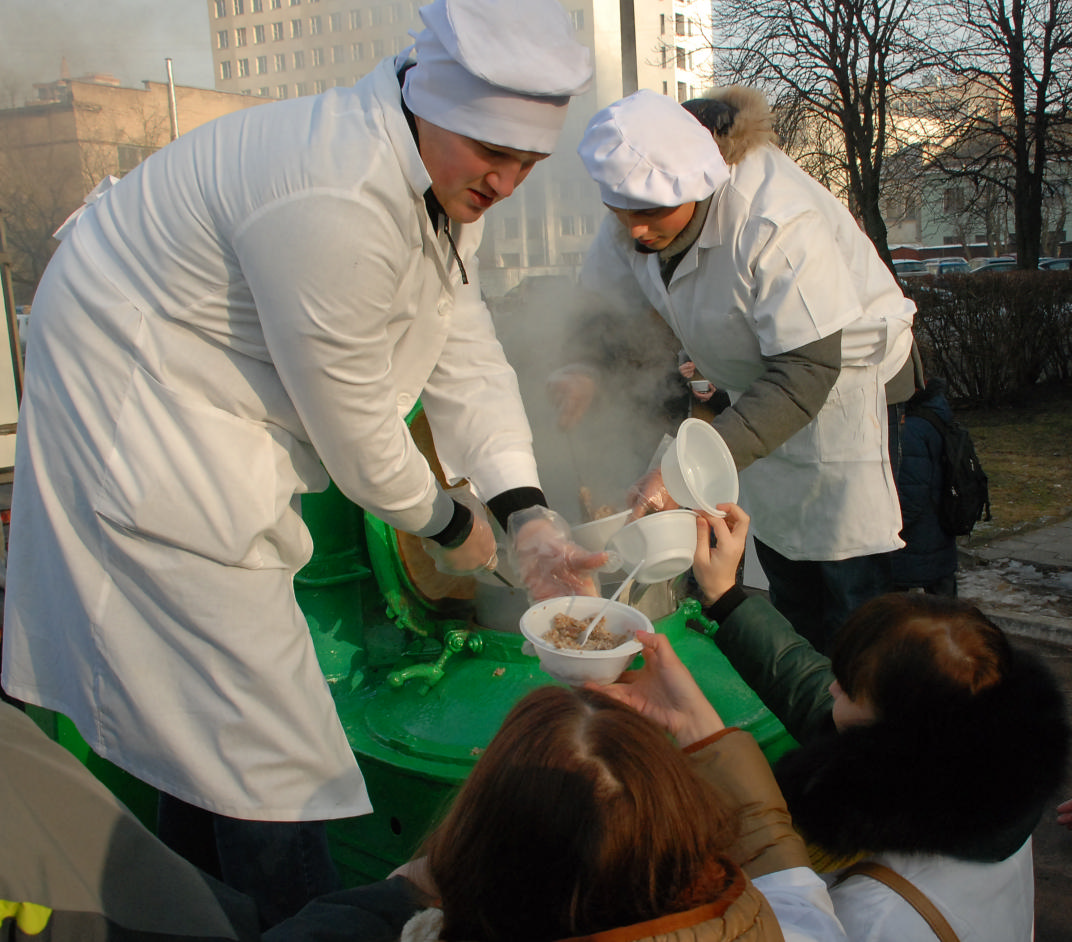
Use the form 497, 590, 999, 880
930, 0, 1072, 268
708, 0, 941, 267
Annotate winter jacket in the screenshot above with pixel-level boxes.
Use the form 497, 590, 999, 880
266, 729, 847, 942
0, 703, 259, 942
710, 593, 1069, 941
890, 380, 959, 589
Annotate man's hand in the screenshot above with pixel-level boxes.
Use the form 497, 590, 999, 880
547, 366, 597, 430
507, 506, 608, 600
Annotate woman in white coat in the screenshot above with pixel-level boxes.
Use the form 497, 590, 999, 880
0, 0, 597, 928
575, 88, 917, 652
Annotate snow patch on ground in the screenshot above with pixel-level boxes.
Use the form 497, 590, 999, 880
959, 558, 1072, 619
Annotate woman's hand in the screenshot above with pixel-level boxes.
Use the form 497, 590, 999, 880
692, 504, 750, 605
595, 629, 724, 748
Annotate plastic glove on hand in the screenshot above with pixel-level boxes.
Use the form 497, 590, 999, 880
626, 468, 680, 521
546, 366, 597, 431
507, 506, 608, 601
421, 491, 499, 576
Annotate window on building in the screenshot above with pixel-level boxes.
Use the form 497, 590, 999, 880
335, 76, 348, 86
372, 38, 385, 57
252, 0, 263, 11
676, 47, 686, 69
332, 44, 345, 63
350, 9, 362, 28
569, 9, 584, 29
214, 0, 227, 18
221, 60, 233, 79
277, 84, 289, 98
310, 15, 322, 33
503, 217, 520, 239
233, 0, 244, 14
370, 6, 383, 25
272, 21, 284, 39
270, 0, 281, 8
290, 0, 301, 5
581, 214, 595, 235
527, 218, 544, 239
256, 55, 268, 73
117, 143, 154, 174
527, 252, 545, 266
330, 12, 342, 30
254, 24, 265, 42
943, 189, 963, 213
560, 251, 584, 266
677, 81, 687, 101
217, 30, 229, 49
296, 81, 308, 96
391, 2, 404, 21
352, 42, 364, 59
238, 58, 250, 77
235, 27, 247, 46
312, 47, 325, 66
314, 79, 327, 93
259, 86, 270, 96
560, 216, 576, 236
293, 49, 305, 68
676, 12, 685, 35
290, 18, 302, 37
275, 52, 287, 71
661, 46, 667, 68
659, 13, 665, 34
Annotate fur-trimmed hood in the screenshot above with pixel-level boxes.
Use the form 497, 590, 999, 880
684, 86, 778, 166
775, 646, 1069, 862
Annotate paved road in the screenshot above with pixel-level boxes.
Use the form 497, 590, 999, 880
1015, 634, 1072, 941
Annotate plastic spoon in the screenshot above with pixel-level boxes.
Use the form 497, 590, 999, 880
576, 558, 645, 648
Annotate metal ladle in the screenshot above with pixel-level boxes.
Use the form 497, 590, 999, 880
576, 558, 645, 649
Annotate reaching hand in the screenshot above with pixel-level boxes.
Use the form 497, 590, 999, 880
507, 506, 608, 601
1058, 798, 1072, 831
594, 630, 724, 748
626, 468, 680, 520
546, 366, 597, 431
691, 504, 750, 605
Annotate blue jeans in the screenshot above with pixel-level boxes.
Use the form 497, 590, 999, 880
157, 792, 341, 930
752, 402, 905, 653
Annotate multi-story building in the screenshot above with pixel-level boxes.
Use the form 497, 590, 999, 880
206, 0, 714, 293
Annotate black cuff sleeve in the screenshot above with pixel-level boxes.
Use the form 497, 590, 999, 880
486, 487, 548, 531
702, 585, 750, 625
428, 499, 474, 548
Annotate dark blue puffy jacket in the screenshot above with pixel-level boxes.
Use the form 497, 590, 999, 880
891, 380, 959, 589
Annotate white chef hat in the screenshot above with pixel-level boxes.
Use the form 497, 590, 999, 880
578, 89, 730, 210
403, 0, 593, 155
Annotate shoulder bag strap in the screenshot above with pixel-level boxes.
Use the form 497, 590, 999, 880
833, 861, 961, 942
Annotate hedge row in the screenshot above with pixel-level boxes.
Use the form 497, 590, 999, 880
902, 271, 1072, 405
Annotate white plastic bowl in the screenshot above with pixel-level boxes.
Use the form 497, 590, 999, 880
661, 418, 739, 516
572, 510, 631, 553
606, 509, 697, 584
519, 596, 648, 686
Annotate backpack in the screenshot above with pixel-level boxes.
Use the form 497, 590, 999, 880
908, 404, 992, 537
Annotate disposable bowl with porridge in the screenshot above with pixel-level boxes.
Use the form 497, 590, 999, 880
519, 596, 648, 686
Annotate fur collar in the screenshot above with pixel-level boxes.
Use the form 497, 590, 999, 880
775, 647, 1069, 862
704, 86, 779, 166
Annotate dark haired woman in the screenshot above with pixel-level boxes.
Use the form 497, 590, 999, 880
606, 504, 1068, 942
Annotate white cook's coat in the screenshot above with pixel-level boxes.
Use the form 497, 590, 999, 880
828, 841, 1035, 942
581, 145, 915, 560
1, 56, 540, 820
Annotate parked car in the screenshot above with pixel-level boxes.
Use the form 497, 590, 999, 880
970, 256, 1018, 273
893, 258, 930, 279
925, 257, 970, 275
1039, 257, 1071, 271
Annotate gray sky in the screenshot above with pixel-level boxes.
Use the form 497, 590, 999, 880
0, 0, 216, 107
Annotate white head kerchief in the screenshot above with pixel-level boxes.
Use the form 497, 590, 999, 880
578, 89, 730, 210
403, 0, 593, 154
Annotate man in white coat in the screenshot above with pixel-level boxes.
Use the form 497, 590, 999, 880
574, 89, 917, 652
1, 0, 596, 928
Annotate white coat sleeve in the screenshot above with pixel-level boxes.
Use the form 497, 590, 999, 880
232, 190, 449, 537
752, 869, 848, 942
418, 268, 541, 502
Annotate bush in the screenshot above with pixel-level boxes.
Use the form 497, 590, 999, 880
903, 271, 1072, 404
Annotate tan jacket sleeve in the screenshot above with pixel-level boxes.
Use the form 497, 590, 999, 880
688, 727, 810, 879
